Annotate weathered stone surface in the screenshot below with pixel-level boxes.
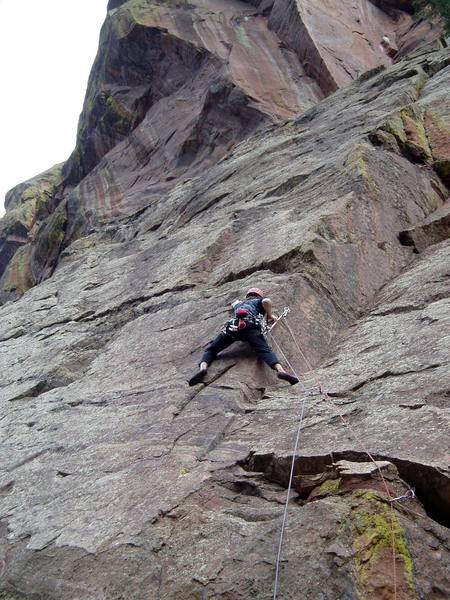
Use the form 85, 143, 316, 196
64, 0, 324, 187
0, 1, 443, 303
335, 460, 393, 477
399, 203, 450, 251
396, 16, 446, 58
0, 164, 64, 301
267, 0, 442, 93
0, 32, 449, 599
269, 0, 402, 93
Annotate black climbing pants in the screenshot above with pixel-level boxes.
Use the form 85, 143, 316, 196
201, 328, 279, 368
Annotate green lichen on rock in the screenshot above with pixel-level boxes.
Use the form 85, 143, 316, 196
34, 204, 68, 264
345, 142, 380, 192
400, 107, 433, 161
351, 491, 416, 597
234, 24, 253, 49
66, 236, 99, 256
414, 0, 450, 33
105, 94, 136, 136
319, 478, 341, 495
0, 202, 36, 238
424, 109, 450, 184
114, 0, 155, 33
0, 164, 64, 238
5, 163, 64, 212
434, 157, 450, 182
346, 144, 370, 178
383, 113, 408, 144
401, 110, 429, 145
114, 0, 196, 32
2, 245, 35, 295
375, 106, 434, 163
0, 201, 67, 299
0, 164, 65, 300
0, 592, 30, 600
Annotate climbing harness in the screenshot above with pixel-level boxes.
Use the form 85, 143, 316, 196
224, 312, 264, 334
223, 299, 267, 334
269, 312, 416, 600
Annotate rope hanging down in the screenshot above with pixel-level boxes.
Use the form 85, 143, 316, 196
265, 311, 318, 600
280, 315, 400, 600
267, 329, 311, 600
266, 309, 415, 600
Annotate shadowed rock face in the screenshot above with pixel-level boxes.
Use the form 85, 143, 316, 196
0, 165, 65, 300
0, 1, 450, 599
0, 30, 449, 598
370, 0, 414, 13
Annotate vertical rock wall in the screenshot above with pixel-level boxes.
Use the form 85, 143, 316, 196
0, 39, 449, 599
0, 0, 443, 303
0, 2, 449, 599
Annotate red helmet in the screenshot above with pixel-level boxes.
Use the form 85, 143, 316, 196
246, 287, 264, 298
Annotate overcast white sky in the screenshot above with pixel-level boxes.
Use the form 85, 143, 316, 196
0, 0, 108, 216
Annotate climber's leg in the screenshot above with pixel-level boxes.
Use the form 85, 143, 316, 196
188, 332, 235, 386
246, 333, 299, 385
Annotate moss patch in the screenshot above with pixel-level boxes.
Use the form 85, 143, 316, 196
345, 143, 379, 192
2, 245, 35, 295
319, 478, 341, 495
351, 491, 416, 598
1, 164, 64, 238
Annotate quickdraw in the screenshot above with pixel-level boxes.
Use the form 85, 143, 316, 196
261, 306, 291, 336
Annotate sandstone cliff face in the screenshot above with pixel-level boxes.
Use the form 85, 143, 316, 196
0, 0, 443, 302
0, 1, 449, 599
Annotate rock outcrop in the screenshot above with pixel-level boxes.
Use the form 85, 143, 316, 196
0, 0, 443, 303
0, 1, 449, 599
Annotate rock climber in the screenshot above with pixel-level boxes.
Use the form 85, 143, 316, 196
188, 287, 299, 386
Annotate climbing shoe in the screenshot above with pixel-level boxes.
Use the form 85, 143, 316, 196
277, 372, 299, 386
188, 369, 207, 386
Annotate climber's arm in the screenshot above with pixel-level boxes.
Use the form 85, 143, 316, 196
262, 298, 276, 323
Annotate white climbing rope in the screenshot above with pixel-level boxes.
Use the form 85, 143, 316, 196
266, 310, 421, 600
271, 391, 308, 600
273, 315, 402, 600
266, 323, 313, 600
260, 306, 291, 337
262, 305, 420, 599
